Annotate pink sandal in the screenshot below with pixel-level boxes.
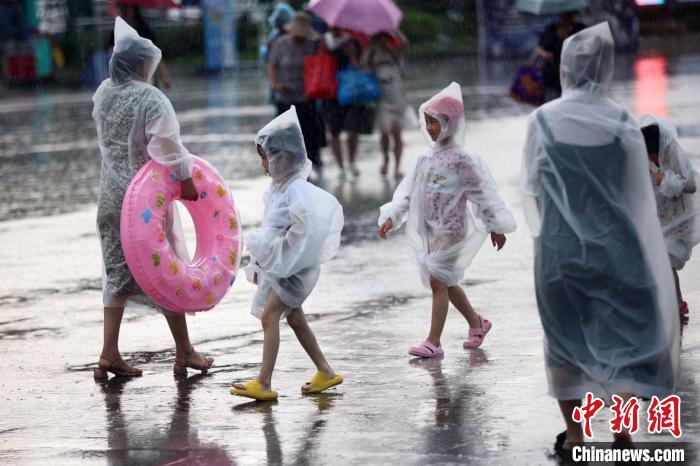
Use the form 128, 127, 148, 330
463, 317, 492, 349
409, 340, 444, 358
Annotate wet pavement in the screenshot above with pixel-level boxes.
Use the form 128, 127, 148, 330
1, 52, 700, 465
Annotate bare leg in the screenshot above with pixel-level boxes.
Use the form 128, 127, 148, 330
447, 285, 481, 328
672, 268, 683, 305
235, 291, 286, 391
427, 276, 450, 347
558, 399, 583, 446
380, 130, 390, 175
287, 309, 335, 387
347, 131, 359, 165
96, 306, 142, 376
392, 126, 403, 178
331, 134, 344, 169
164, 312, 213, 371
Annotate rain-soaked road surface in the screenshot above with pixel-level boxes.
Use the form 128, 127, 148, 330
1, 51, 700, 465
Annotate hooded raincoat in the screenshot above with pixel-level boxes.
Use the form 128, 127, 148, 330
245, 107, 344, 319
93, 17, 193, 310
378, 82, 517, 287
521, 23, 679, 400
640, 114, 700, 270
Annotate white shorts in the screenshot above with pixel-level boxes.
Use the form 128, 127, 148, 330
378, 105, 405, 131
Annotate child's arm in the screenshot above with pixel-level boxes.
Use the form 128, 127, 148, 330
377, 158, 420, 238
463, 155, 517, 241
659, 140, 697, 198
248, 190, 342, 278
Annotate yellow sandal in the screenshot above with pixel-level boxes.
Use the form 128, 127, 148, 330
230, 379, 278, 401
301, 371, 343, 394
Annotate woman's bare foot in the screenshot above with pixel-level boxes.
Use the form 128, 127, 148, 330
301, 369, 336, 392
94, 355, 143, 379
173, 349, 214, 375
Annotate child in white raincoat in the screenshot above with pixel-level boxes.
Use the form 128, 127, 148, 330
92, 18, 213, 378
231, 107, 344, 401
378, 82, 517, 358
641, 115, 700, 327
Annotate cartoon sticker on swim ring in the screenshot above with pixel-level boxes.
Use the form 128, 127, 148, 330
120, 156, 242, 313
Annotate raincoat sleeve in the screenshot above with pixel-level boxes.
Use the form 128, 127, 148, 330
378, 156, 421, 231
658, 140, 697, 198
520, 113, 543, 237
144, 89, 193, 180
466, 155, 517, 234
247, 185, 343, 279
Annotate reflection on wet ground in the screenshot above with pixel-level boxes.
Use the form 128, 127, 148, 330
1, 51, 699, 464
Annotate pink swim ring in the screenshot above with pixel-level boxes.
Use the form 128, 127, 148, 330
120, 156, 242, 313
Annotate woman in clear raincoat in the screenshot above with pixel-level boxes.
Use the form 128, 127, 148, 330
378, 82, 517, 358
640, 114, 700, 327
231, 107, 344, 401
520, 23, 680, 451
92, 18, 213, 378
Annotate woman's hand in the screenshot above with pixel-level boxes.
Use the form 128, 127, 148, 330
378, 218, 394, 239
180, 178, 199, 201
272, 82, 291, 94
491, 232, 506, 251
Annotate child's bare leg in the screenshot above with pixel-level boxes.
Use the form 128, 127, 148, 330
427, 276, 450, 347
287, 309, 336, 386
447, 285, 481, 328
233, 291, 286, 391
672, 268, 683, 304
558, 399, 583, 446
96, 307, 142, 375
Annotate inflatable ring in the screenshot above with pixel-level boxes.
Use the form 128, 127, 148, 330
121, 156, 242, 313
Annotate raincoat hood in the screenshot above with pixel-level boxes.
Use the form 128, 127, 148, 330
419, 82, 466, 150
255, 106, 312, 190
109, 17, 162, 84
639, 114, 679, 156
560, 22, 614, 96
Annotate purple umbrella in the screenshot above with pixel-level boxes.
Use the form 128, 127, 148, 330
308, 0, 402, 36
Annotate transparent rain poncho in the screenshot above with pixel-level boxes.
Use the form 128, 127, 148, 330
640, 114, 700, 270
92, 17, 193, 309
245, 107, 344, 319
521, 23, 679, 400
378, 82, 516, 287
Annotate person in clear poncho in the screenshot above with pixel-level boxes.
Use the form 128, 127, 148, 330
378, 82, 517, 358
91, 18, 213, 379
520, 23, 680, 452
640, 115, 700, 328
231, 107, 344, 401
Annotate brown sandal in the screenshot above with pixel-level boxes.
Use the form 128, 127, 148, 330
93, 356, 143, 379
173, 355, 214, 376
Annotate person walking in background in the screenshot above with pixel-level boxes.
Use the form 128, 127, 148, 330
323, 27, 365, 179
116, 2, 172, 89
521, 23, 679, 460
641, 115, 700, 330
378, 82, 516, 359
367, 30, 409, 179
92, 18, 213, 379
536, 10, 586, 102
268, 12, 325, 173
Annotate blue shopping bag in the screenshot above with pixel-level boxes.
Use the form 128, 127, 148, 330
336, 67, 382, 106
